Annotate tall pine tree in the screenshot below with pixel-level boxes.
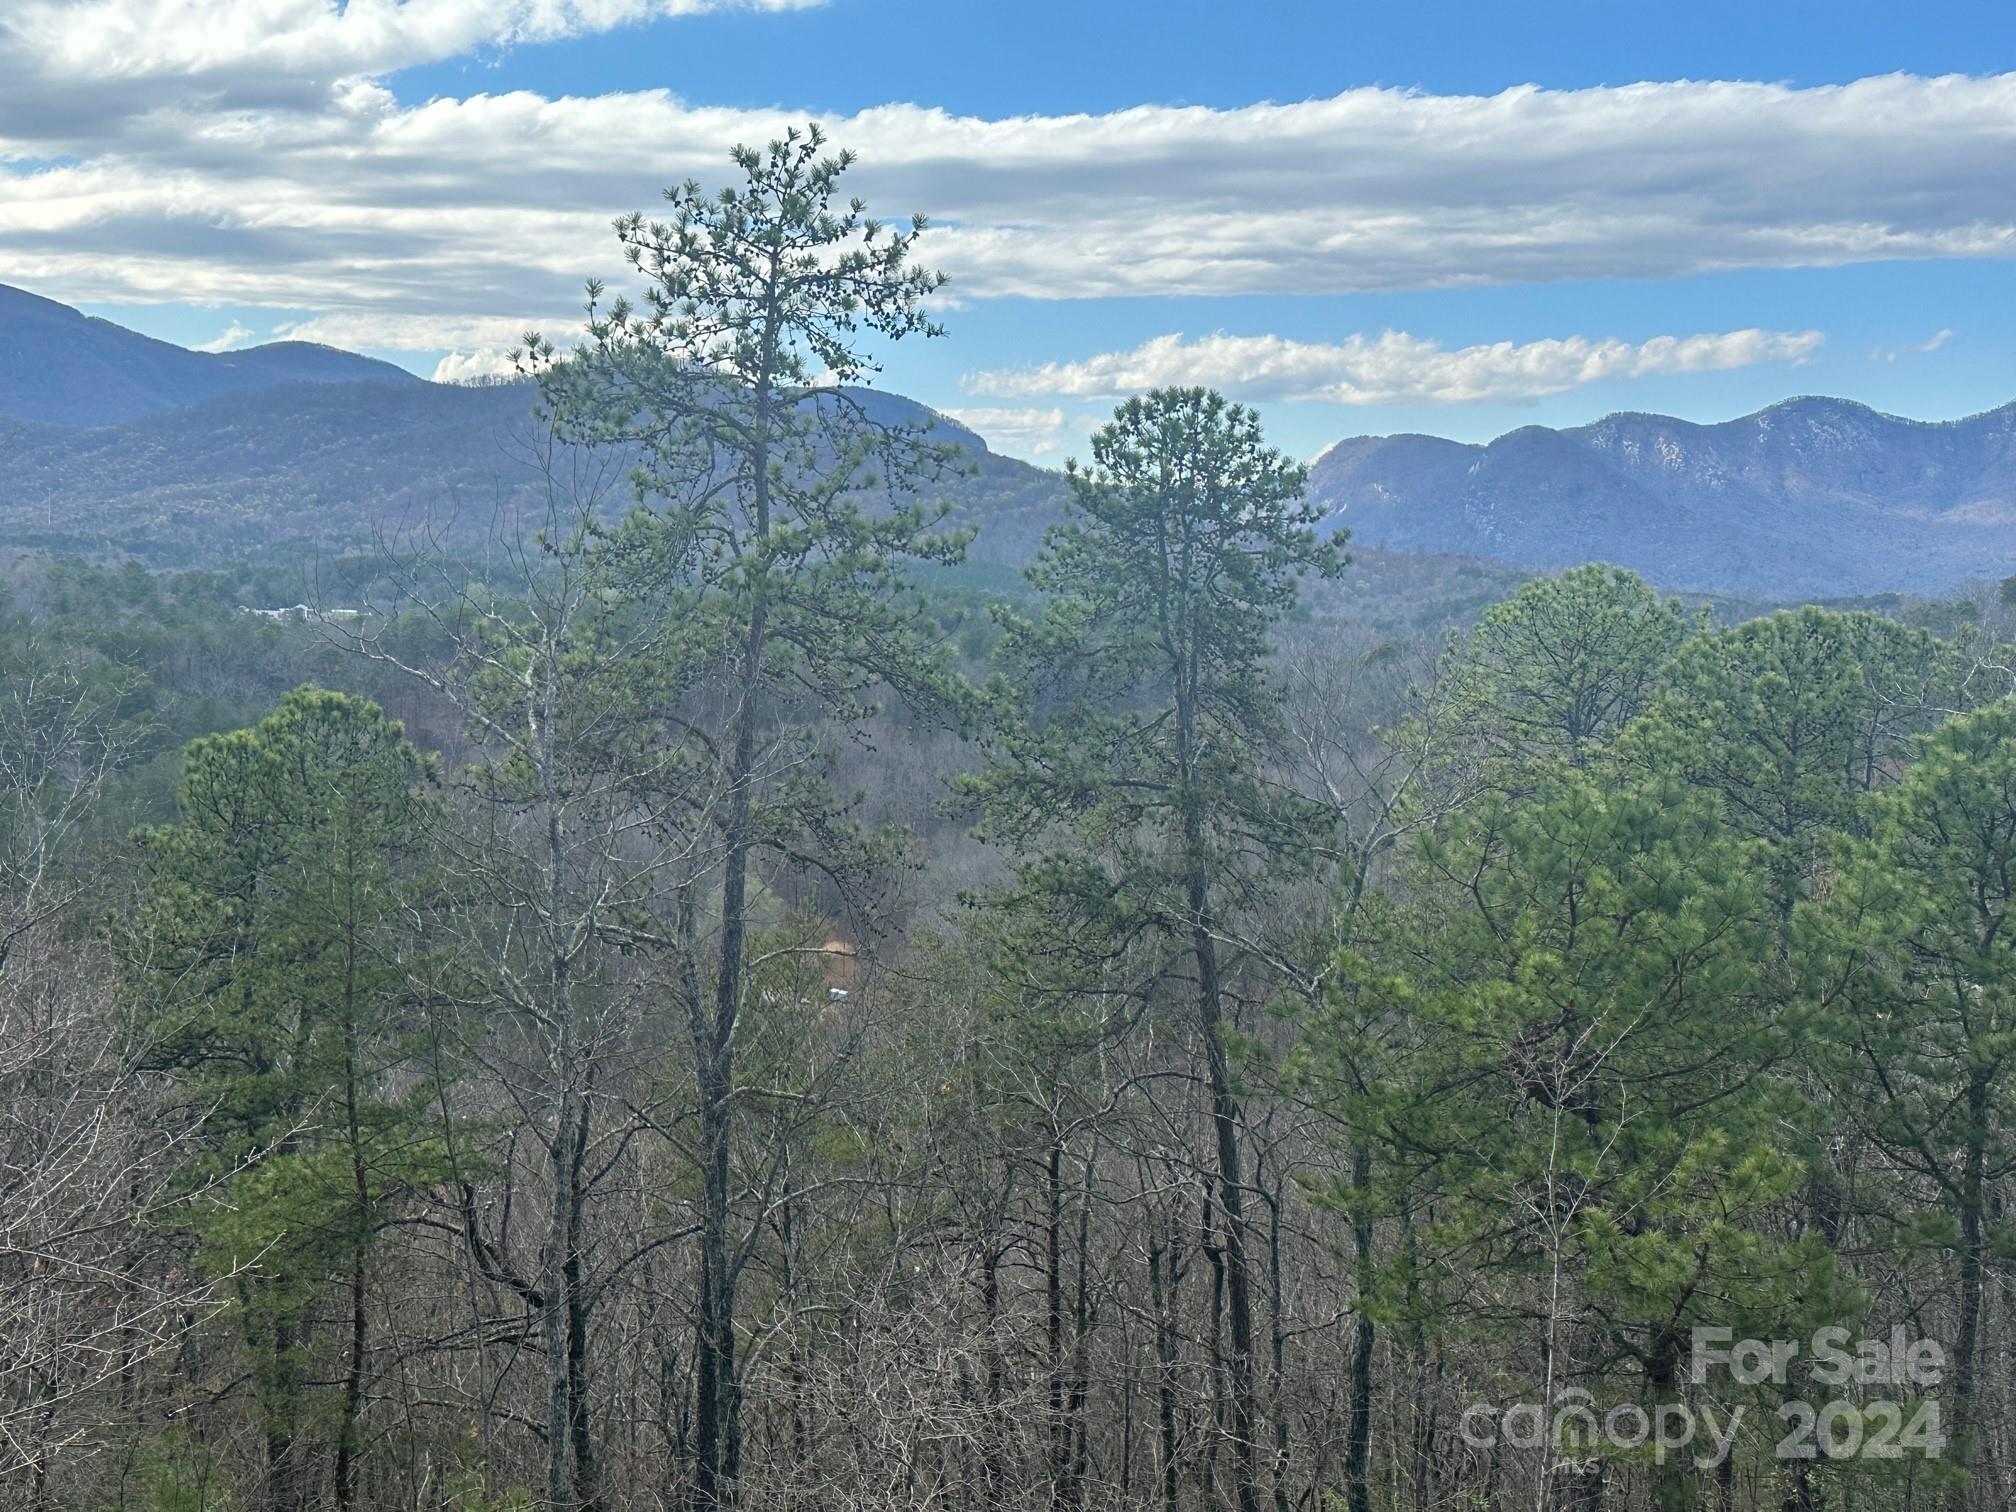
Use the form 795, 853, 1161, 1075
968, 387, 1343, 1512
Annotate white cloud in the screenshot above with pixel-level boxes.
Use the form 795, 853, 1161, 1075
278, 311, 541, 353
0, 60, 2011, 346
939, 405, 1068, 455
193, 318, 255, 352
966, 328, 1825, 407
430, 347, 520, 383
1873, 327, 1959, 362
5, 0, 823, 101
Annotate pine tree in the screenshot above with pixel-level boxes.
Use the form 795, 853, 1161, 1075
1433, 563, 1695, 777
533, 125, 967, 1511
967, 387, 1343, 1512
1805, 698, 2016, 1511
1343, 765, 1841, 1512
1626, 607, 1969, 920
137, 687, 439, 1512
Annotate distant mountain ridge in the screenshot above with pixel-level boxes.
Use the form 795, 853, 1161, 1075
6, 283, 2012, 599
0, 285, 1066, 568
0, 283, 418, 428
1310, 396, 2016, 597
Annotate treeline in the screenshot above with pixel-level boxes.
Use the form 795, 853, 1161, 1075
6, 131, 2016, 1512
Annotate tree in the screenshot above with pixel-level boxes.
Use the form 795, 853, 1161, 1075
1804, 698, 2016, 1511
968, 387, 1344, 1512
0, 630, 153, 972
1598, 608, 1987, 1511
136, 687, 439, 1512
1627, 607, 1971, 923
533, 124, 966, 1511
1433, 564, 1694, 777
0, 633, 226, 1501
1330, 767, 1840, 1512
1292, 570, 1689, 1512
354, 469, 705, 1512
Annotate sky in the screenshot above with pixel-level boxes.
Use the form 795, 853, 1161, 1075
2, 0, 2013, 463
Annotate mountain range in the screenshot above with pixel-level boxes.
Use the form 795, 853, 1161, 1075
0, 287, 1062, 570
1310, 397, 2016, 597
0, 283, 416, 429
1, 284, 2010, 600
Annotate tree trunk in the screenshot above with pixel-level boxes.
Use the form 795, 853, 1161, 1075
694, 339, 777, 1512
1047, 1139, 1070, 1509
1264, 1166, 1290, 1512
336, 1013, 370, 1512
1343, 1142, 1377, 1512
565, 1096, 601, 1512
1647, 1332, 1696, 1512
1191, 891, 1260, 1512
1173, 535, 1260, 1512
983, 1220, 1008, 1511
1149, 1217, 1183, 1512
693, 1049, 740, 1512
1946, 1072, 1989, 1512
334, 1166, 369, 1512
544, 1092, 577, 1512
264, 1315, 303, 1512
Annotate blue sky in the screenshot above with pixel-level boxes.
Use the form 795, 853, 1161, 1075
390, 0, 2008, 112
3, 0, 2011, 462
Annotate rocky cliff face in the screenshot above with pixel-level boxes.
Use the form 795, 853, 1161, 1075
1310, 397, 2016, 596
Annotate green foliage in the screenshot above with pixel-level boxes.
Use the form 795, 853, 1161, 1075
1377, 767, 1835, 1329
1297, 602, 1963, 1499
1628, 607, 1967, 859
536, 125, 977, 886
1805, 696, 2016, 1245
135, 688, 448, 1479
967, 386, 1344, 977
137, 688, 435, 1156
136, 1428, 237, 1512
1432, 563, 1695, 774
1792, 696, 2016, 1494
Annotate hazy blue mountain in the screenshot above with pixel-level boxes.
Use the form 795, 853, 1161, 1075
11, 285, 2011, 601
0, 283, 418, 428
0, 380, 1073, 568
1309, 397, 2016, 597
0, 293, 1068, 568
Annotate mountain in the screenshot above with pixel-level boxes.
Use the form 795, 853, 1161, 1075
1, 379, 539, 560
0, 378, 1072, 569
9, 285, 2011, 602
1309, 397, 2016, 597
0, 288, 1069, 568
0, 283, 418, 428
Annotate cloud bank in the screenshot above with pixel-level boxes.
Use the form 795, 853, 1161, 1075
0, 7, 2009, 358
967, 328, 1825, 407
193, 319, 256, 352
430, 347, 521, 383
5, 0, 822, 110
940, 406, 1069, 455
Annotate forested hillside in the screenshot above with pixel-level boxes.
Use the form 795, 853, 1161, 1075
8, 287, 2016, 605
1311, 397, 2016, 597
7, 135, 2016, 1512
0, 357, 1067, 570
